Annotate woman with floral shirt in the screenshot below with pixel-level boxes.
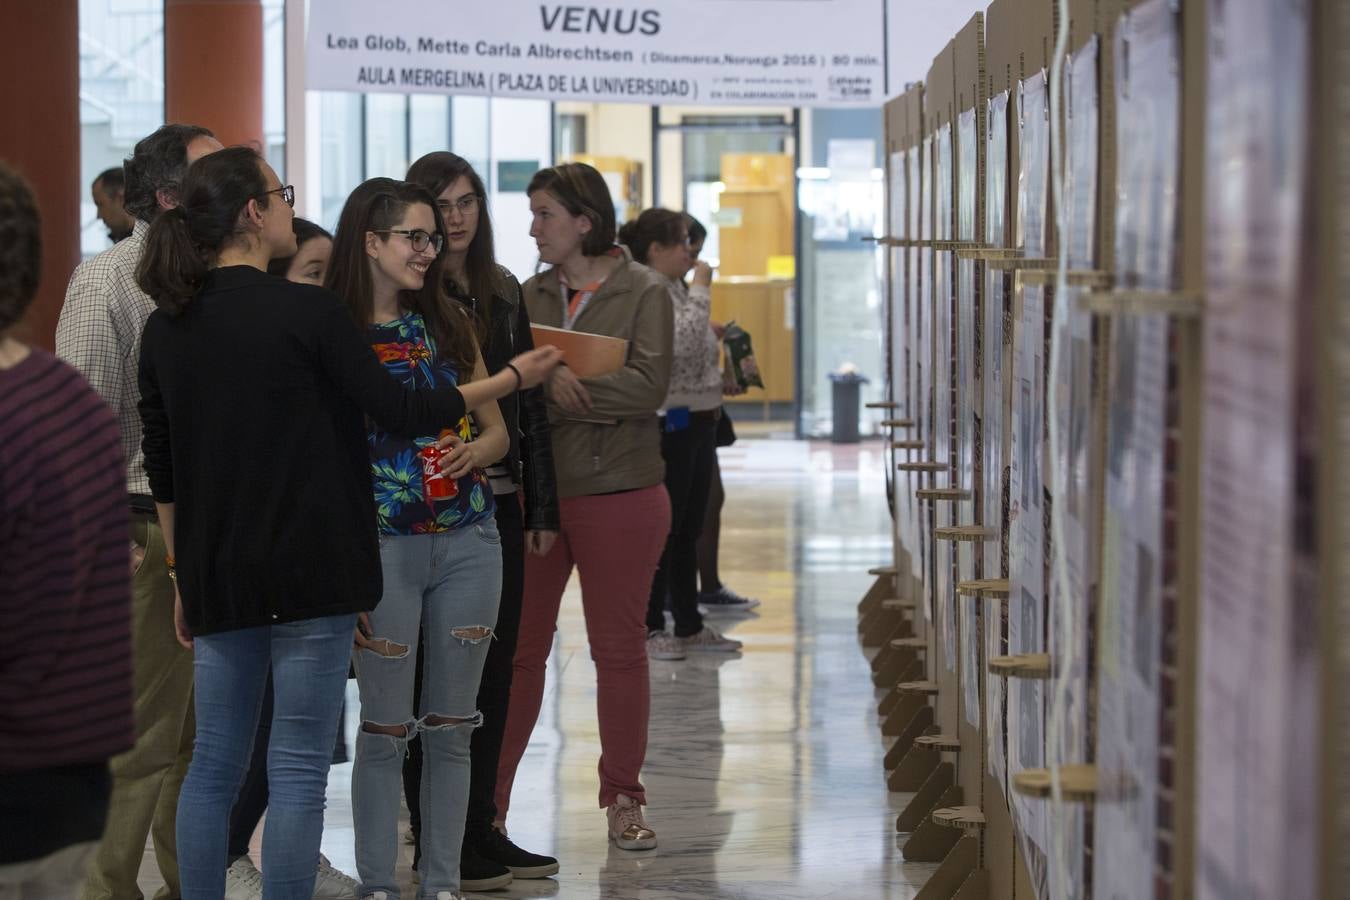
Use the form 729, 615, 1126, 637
326, 178, 508, 900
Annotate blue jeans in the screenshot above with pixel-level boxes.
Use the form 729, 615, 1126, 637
176, 613, 356, 900
352, 524, 503, 899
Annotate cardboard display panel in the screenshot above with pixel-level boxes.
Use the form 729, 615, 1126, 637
952, 16, 986, 755
982, 85, 1013, 794
1194, 1, 1317, 898
1007, 67, 1051, 895
1091, 1, 1178, 897
1043, 33, 1102, 900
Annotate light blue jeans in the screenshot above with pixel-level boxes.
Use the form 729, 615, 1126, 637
176, 613, 356, 900
352, 523, 503, 899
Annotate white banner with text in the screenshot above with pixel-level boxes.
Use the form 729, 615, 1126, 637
305, 0, 889, 106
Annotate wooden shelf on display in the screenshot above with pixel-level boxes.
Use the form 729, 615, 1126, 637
898, 460, 948, 473
931, 806, 986, 835
955, 578, 1010, 598
881, 598, 918, 613
915, 487, 970, 500
867, 565, 898, 577
987, 653, 1052, 679
880, 418, 917, 428
1078, 288, 1206, 318
893, 439, 927, 449
897, 680, 940, 696
866, 400, 899, 409
1012, 764, 1099, 802
889, 636, 928, 651
914, 734, 962, 752
934, 525, 996, 542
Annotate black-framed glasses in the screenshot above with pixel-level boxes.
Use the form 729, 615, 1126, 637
437, 193, 481, 218
261, 184, 295, 208
374, 228, 444, 255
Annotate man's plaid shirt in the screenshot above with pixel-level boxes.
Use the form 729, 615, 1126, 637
55, 220, 155, 496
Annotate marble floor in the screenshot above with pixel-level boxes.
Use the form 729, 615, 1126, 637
141, 437, 934, 899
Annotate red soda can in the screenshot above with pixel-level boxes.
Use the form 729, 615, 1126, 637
420, 445, 458, 501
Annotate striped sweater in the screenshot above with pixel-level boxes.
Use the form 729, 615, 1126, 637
0, 348, 133, 772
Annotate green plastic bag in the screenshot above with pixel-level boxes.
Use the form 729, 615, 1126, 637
721, 321, 764, 391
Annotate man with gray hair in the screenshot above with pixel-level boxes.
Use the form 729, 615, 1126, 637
57, 123, 221, 900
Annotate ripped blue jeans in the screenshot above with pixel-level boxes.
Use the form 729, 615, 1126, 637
351, 523, 502, 899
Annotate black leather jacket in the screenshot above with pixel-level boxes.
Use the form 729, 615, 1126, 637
453, 268, 560, 532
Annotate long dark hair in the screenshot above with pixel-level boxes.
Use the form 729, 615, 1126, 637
405, 151, 496, 337
267, 217, 331, 278
325, 178, 477, 378
136, 145, 270, 316
618, 208, 685, 266
526, 163, 616, 257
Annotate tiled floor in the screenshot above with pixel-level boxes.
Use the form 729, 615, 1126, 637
141, 437, 933, 898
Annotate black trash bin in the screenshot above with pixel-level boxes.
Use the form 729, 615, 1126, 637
829, 371, 869, 444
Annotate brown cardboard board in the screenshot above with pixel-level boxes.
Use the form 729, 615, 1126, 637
951, 10, 989, 846
926, 40, 956, 139
1172, 0, 1206, 893
1315, 1, 1350, 895
1069, 0, 1097, 51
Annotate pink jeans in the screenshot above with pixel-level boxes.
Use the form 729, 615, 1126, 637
495, 484, 671, 814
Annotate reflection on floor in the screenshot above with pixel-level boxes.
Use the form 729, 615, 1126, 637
141, 438, 934, 899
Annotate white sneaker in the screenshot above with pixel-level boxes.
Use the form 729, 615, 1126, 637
224, 856, 263, 900
646, 631, 687, 661
313, 854, 359, 899
682, 626, 742, 653
606, 794, 657, 850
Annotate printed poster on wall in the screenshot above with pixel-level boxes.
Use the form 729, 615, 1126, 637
919, 137, 935, 617
1047, 36, 1100, 899
889, 150, 915, 567
1195, 1, 1316, 899
956, 107, 981, 728
307, 0, 885, 106
983, 90, 1011, 788
1092, 2, 1176, 897
1008, 69, 1049, 891
934, 125, 957, 671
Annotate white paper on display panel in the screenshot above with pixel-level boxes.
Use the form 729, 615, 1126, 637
307, 0, 887, 107
889, 150, 913, 564
1092, 2, 1176, 897
934, 125, 957, 672
1008, 69, 1050, 893
909, 144, 927, 584
1195, 1, 1316, 898
919, 137, 935, 619
983, 90, 1011, 788
956, 107, 981, 728
1046, 35, 1100, 900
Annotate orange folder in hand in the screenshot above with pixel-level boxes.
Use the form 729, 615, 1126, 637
529, 324, 629, 378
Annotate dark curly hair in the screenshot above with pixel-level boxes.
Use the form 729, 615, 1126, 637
0, 162, 42, 332
123, 123, 215, 223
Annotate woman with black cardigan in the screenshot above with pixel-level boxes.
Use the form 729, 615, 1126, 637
135, 146, 560, 900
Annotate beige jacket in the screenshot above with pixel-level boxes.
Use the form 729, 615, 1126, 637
523, 248, 673, 498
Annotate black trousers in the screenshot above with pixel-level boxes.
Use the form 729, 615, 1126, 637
646, 416, 719, 638
405, 494, 526, 860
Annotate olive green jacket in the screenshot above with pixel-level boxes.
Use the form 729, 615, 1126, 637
522, 248, 674, 498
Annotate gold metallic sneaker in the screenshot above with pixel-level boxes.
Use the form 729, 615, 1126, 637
606, 793, 658, 850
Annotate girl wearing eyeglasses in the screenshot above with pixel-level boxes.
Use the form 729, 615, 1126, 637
402, 152, 561, 890
325, 177, 513, 900
135, 148, 561, 900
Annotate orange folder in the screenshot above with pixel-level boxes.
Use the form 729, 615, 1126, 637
529, 324, 629, 378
